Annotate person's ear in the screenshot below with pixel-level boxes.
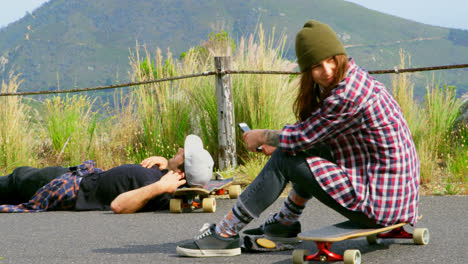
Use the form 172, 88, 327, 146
177, 162, 185, 172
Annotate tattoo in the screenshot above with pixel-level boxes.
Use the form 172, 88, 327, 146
263, 130, 280, 147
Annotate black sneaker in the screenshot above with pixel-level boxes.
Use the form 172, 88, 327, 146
242, 213, 301, 244
176, 223, 241, 257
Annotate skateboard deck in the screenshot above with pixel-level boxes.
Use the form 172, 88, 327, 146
169, 177, 241, 213
293, 216, 429, 264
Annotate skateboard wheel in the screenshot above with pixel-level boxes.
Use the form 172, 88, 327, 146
366, 234, 382, 245
413, 228, 430, 245
292, 249, 308, 264
228, 185, 242, 199
202, 197, 216, 213
169, 199, 182, 213
343, 249, 361, 264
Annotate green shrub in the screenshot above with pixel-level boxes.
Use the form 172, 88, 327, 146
44, 94, 98, 165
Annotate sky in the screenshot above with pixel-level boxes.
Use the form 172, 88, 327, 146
345, 0, 468, 30
0, 0, 467, 30
0, 0, 50, 28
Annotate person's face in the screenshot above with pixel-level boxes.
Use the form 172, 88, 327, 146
310, 56, 337, 88
168, 148, 184, 172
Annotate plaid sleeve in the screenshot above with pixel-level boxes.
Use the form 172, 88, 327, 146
279, 95, 362, 155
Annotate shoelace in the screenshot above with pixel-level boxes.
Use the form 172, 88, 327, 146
195, 223, 212, 240
262, 213, 279, 228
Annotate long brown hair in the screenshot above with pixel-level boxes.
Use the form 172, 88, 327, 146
293, 55, 348, 121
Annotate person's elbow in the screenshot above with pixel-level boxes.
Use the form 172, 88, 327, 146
110, 200, 124, 214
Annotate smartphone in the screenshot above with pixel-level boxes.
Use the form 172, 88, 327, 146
237, 122, 251, 133
237, 122, 262, 152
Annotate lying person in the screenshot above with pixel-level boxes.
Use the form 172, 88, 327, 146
0, 135, 213, 213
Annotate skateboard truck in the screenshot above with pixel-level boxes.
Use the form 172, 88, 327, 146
302, 226, 415, 262
170, 177, 241, 213
293, 219, 430, 264
307, 242, 344, 262
376, 226, 413, 239
181, 197, 203, 211
214, 189, 228, 195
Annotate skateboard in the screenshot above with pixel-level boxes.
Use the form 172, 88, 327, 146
169, 177, 241, 213
292, 216, 429, 264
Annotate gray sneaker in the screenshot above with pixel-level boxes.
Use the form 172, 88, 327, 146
242, 213, 301, 244
176, 223, 241, 257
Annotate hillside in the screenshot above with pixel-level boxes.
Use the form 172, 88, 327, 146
0, 0, 467, 98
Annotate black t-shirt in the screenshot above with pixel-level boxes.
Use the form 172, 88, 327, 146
74, 164, 171, 211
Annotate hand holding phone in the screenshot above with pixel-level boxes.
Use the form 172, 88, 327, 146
237, 122, 262, 152
237, 122, 251, 133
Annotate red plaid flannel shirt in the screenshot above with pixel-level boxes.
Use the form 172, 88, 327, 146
279, 59, 420, 226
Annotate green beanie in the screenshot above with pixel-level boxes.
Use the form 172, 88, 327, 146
295, 20, 347, 72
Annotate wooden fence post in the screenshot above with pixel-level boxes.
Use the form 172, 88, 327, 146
215, 56, 237, 170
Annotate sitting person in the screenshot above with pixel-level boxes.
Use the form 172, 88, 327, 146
0, 135, 213, 213
176, 20, 420, 257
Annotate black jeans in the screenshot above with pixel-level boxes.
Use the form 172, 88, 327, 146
0, 166, 70, 204
238, 148, 381, 228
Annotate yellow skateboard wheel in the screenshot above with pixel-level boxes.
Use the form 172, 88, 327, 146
256, 238, 276, 249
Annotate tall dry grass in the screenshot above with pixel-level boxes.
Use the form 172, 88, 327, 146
126, 45, 193, 162
0, 74, 35, 173
94, 90, 141, 168
392, 50, 464, 193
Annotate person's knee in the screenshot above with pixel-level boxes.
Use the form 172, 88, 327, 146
291, 183, 314, 200
269, 148, 290, 166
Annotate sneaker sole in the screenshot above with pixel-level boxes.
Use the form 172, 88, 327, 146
176, 246, 241, 257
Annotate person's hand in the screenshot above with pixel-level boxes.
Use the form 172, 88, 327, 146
159, 171, 186, 193
261, 144, 277, 156
243, 129, 265, 152
140, 156, 168, 169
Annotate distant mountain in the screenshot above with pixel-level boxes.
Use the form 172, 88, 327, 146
1, 0, 467, 97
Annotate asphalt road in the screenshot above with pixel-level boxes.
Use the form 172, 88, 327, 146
0, 196, 466, 264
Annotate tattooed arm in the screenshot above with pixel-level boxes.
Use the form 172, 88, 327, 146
243, 129, 281, 154
259, 130, 280, 155
262, 130, 281, 147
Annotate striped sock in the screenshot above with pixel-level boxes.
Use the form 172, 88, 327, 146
215, 201, 253, 237
275, 188, 309, 225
